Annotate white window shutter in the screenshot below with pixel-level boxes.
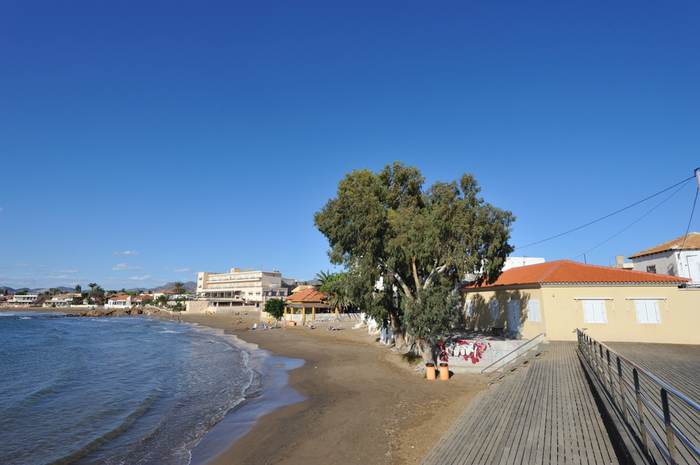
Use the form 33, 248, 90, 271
527, 300, 541, 322
490, 300, 499, 318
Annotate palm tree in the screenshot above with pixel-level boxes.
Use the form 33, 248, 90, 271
75, 284, 82, 294
172, 281, 185, 295
88, 285, 105, 305
315, 270, 332, 288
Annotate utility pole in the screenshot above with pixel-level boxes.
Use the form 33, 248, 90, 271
696, 167, 700, 191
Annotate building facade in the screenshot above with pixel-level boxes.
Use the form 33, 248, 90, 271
629, 232, 700, 284
461, 260, 699, 344
195, 268, 289, 310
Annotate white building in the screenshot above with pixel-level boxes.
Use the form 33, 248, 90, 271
502, 256, 546, 271
195, 268, 288, 310
106, 295, 132, 309
43, 294, 78, 308
8, 293, 38, 306
629, 233, 700, 283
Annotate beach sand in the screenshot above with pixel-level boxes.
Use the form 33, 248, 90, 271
181, 312, 487, 465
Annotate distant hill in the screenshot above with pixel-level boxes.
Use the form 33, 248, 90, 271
151, 281, 197, 293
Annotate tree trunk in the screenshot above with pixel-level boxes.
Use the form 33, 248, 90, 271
419, 338, 435, 364
388, 308, 406, 349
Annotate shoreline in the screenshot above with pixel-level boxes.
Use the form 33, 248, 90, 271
2, 308, 489, 463
180, 312, 488, 465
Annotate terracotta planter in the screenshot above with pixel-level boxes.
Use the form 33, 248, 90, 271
426, 362, 436, 380
439, 362, 449, 380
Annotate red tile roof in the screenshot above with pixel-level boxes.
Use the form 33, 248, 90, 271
628, 232, 700, 259
108, 295, 130, 301
286, 287, 327, 303
461, 260, 690, 290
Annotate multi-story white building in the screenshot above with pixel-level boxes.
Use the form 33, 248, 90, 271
43, 294, 78, 308
8, 293, 38, 306
196, 268, 289, 310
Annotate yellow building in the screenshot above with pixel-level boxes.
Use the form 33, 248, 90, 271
460, 260, 699, 344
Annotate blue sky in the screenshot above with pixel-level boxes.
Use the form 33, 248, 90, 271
1, 1, 699, 290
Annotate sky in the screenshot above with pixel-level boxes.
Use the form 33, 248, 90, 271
1, 1, 699, 290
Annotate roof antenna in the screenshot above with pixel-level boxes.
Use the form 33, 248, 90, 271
583, 253, 587, 264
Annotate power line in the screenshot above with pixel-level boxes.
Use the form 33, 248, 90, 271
515, 175, 695, 250
570, 180, 690, 260
678, 185, 699, 251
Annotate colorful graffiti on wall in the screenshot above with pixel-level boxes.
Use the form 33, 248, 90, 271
438, 340, 490, 364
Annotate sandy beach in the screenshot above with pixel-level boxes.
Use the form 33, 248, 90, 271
181, 312, 488, 465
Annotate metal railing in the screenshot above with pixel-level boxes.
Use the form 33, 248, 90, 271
576, 329, 700, 464
481, 332, 546, 376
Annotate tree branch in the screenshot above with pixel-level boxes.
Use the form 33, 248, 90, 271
380, 259, 414, 301
411, 257, 421, 291
423, 263, 449, 290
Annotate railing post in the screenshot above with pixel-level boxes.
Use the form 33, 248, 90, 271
618, 357, 629, 424
598, 344, 605, 380
634, 369, 649, 454
661, 389, 678, 464
607, 349, 615, 405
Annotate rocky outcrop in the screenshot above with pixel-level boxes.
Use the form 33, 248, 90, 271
74, 307, 168, 318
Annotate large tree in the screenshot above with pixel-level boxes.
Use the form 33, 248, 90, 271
314, 162, 515, 360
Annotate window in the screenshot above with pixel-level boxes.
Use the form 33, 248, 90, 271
490, 300, 499, 318
646, 265, 657, 273
527, 300, 541, 322
582, 300, 607, 324
465, 300, 474, 317
635, 300, 661, 324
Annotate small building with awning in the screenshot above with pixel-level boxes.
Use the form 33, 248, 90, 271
284, 287, 334, 324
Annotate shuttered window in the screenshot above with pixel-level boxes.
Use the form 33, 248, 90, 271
582, 300, 607, 324
635, 300, 661, 324
465, 300, 474, 317
527, 300, 541, 322
490, 300, 499, 318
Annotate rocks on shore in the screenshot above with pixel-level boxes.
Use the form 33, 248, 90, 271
75, 307, 169, 318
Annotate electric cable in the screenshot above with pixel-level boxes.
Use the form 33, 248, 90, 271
570, 180, 690, 260
678, 186, 699, 251
515, 175, 695, 250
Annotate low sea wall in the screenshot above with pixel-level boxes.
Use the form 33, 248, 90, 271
438, 339, 526, 373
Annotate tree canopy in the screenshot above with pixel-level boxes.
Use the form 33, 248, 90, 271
264, 298, 287, 320
314, 162, 515, 359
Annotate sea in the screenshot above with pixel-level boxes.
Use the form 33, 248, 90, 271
0, 311, 304, 465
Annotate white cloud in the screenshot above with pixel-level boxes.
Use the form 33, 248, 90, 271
13, 263, 50, 268
0, 207, 3, 212
114, 250, 139, 256
128, 275, 151, 281
173, 268, 192, 273
112, 263, 144, 271
56, 270, 79, 274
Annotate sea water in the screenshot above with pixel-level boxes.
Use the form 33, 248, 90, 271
0, 312, 263, 464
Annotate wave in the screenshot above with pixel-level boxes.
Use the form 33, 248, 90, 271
48, 395, 157, 465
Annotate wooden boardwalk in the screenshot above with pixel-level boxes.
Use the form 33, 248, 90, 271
587, 342, 700, 464
421, 342, 619, 465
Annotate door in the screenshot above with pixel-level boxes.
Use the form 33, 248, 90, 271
507, 300, 521, 336
686, 255, 700, 282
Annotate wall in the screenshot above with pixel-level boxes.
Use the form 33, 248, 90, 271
540, 284, 700, 343
463, 286, 547, 341
631, 251, 679, 276
439, 339, 527, 373
186, 300, 209, 313
463, 284, 700, 344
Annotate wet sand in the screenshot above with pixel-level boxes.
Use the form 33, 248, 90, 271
181, 312, 488, 465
